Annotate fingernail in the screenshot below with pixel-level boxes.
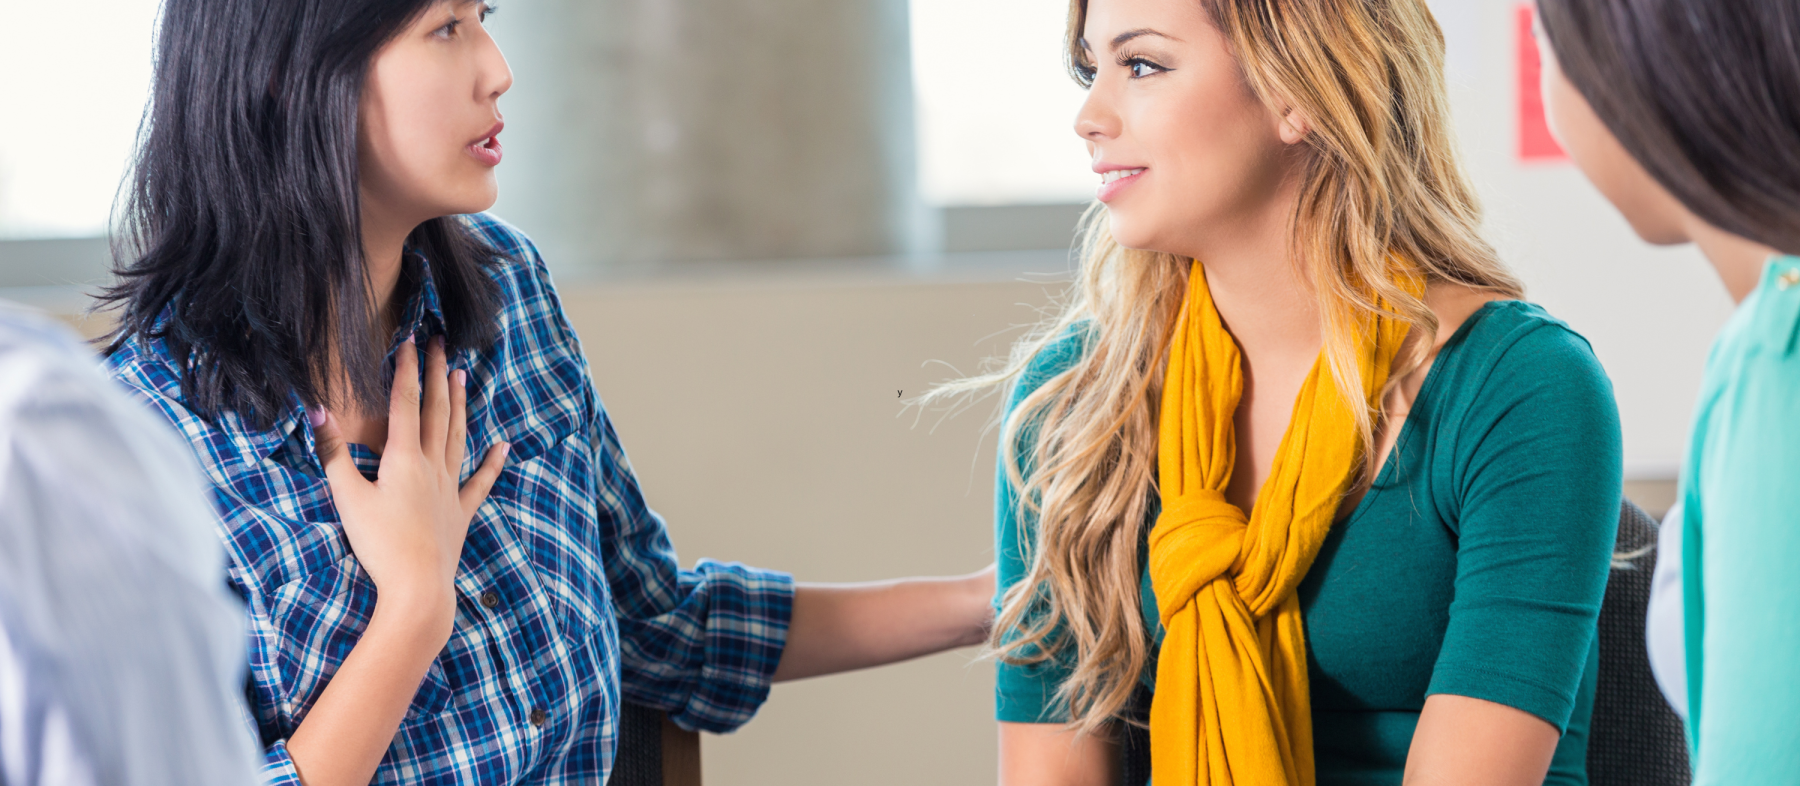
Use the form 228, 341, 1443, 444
454, 369, 467, 386
307, 408, 326, 427
406, 333, 416, 344
499, 442, 511, 457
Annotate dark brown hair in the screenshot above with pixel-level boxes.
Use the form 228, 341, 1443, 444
100, 0, 505, 430
1538, 0, 1800, 254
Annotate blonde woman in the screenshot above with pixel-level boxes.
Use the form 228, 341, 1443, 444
936, 0, 1623, 784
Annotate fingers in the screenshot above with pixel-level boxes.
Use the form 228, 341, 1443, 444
310, 408, 366, 491
458, 441, 510, 518
420, 336, 450, 463
386, 335, 421, 455
447, 368, 470, 478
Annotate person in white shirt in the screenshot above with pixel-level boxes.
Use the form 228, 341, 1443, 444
0, 301, 260, 785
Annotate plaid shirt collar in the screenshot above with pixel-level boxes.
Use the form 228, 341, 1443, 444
213, 249, 454, 467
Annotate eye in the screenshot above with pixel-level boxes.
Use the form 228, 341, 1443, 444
1124, 57, 1167, 79
479, 2, 497, 22
435, 16, 463, 38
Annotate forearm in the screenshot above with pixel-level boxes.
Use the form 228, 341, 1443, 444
1402, 694, 1558, 786
284, 589, 455, 786
999, 721, 1116, 786
772, 565, 994, 682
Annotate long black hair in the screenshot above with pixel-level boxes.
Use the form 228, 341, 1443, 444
1537, 0, 1800, 255
101, 0, 503, 430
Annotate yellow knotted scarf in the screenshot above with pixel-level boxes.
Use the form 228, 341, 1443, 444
1150, 260, 1414, 786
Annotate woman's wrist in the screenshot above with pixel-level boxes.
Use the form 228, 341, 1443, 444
371, 582, 459, 649
955, 565, 999, 647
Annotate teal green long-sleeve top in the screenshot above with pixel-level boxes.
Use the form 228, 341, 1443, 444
1681, 257, 1800, 784
995, 301, 1623, 786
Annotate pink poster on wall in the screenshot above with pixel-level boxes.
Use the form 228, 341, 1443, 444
1516, 3, 1568, 162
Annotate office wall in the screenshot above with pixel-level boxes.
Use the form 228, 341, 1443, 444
560, 268, 1062, 785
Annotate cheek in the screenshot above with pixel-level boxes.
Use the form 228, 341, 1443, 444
363, 74, 493, 213
1544, 71, 1689, 244
363, 69, 454, 193
384, 87, 463, 178
1119, 86, 1286, 244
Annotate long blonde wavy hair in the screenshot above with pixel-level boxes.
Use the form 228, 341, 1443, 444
925, 0, 1524, 734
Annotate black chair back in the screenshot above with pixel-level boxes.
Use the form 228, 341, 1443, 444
1587, 500, 1691, 786
608, 702, 666, 786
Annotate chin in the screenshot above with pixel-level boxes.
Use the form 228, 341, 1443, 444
441, 187, 500, 218
1620, 213, 1691, 246
1105, 210, 1156, 252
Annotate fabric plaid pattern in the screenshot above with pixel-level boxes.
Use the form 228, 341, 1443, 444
105, 213, 794, 785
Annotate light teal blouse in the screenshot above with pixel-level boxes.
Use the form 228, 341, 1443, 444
1681, 256, 1800, 784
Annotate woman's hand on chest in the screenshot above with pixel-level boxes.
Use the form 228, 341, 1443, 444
309, 335, 510, 631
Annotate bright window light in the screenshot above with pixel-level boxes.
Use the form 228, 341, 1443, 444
909, 0, 1095, 206
0, 0, 158, 239
909, 0, 1477, 208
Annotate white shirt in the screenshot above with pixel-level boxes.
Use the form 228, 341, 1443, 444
0, 302, 261, 785
1646, 501, 1687, 720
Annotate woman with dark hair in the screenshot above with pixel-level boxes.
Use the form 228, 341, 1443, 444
101, 1, 996, 784
1536, 0, 1800, 782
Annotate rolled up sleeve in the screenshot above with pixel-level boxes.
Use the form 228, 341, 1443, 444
591, 407, 793, 733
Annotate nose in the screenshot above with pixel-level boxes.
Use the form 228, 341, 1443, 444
478, 25, 514, 100
1074, 78, 1118, 143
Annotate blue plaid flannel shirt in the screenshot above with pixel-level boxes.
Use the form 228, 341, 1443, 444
105, 214, 794, 784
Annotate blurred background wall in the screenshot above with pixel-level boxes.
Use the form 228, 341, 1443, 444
0, 0, 1721, 783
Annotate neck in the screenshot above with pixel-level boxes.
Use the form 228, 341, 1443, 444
1687, 218, 1779, 304
360, 203, 417, 338
1187, 184, 1321, 364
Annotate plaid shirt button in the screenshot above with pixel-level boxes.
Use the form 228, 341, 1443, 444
480, 591, 500, 609
529, 708, 549, 728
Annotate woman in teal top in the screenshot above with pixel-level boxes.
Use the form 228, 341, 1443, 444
995, 302, 1622, 785
920, 0, 1630, 783
1537, 1, 1800, 782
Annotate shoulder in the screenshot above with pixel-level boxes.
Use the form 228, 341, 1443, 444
0, 304, 93, 391
1444, 300, 1614, 405
459, 212, 559, 297
1698, 257, 1800, 470
0, 306, 182, 443
0, 305, 218, 540
0, 304, 111, 421
1422, 301, 1622, 495
1424, 300, 1621, 468
457, 212, 582, 355
101, 316, 200, 436
454, 214, 597, 452
461, 211, 543, 266
1716, 255, 1800, 382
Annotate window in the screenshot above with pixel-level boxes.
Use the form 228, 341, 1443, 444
908, 0, 1478, 209
909, 0, 1093, 207
0, 0, 157, 240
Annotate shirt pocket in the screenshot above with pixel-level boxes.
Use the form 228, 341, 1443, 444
486, 430, 609, 645
265, 552, 453, 728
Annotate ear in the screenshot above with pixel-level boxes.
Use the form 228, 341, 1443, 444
1278, 107, 1312, 145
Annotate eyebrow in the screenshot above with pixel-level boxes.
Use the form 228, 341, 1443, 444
1111, 28, 1181, 48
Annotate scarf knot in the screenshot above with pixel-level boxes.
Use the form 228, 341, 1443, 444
1148, 490, 1247, 627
